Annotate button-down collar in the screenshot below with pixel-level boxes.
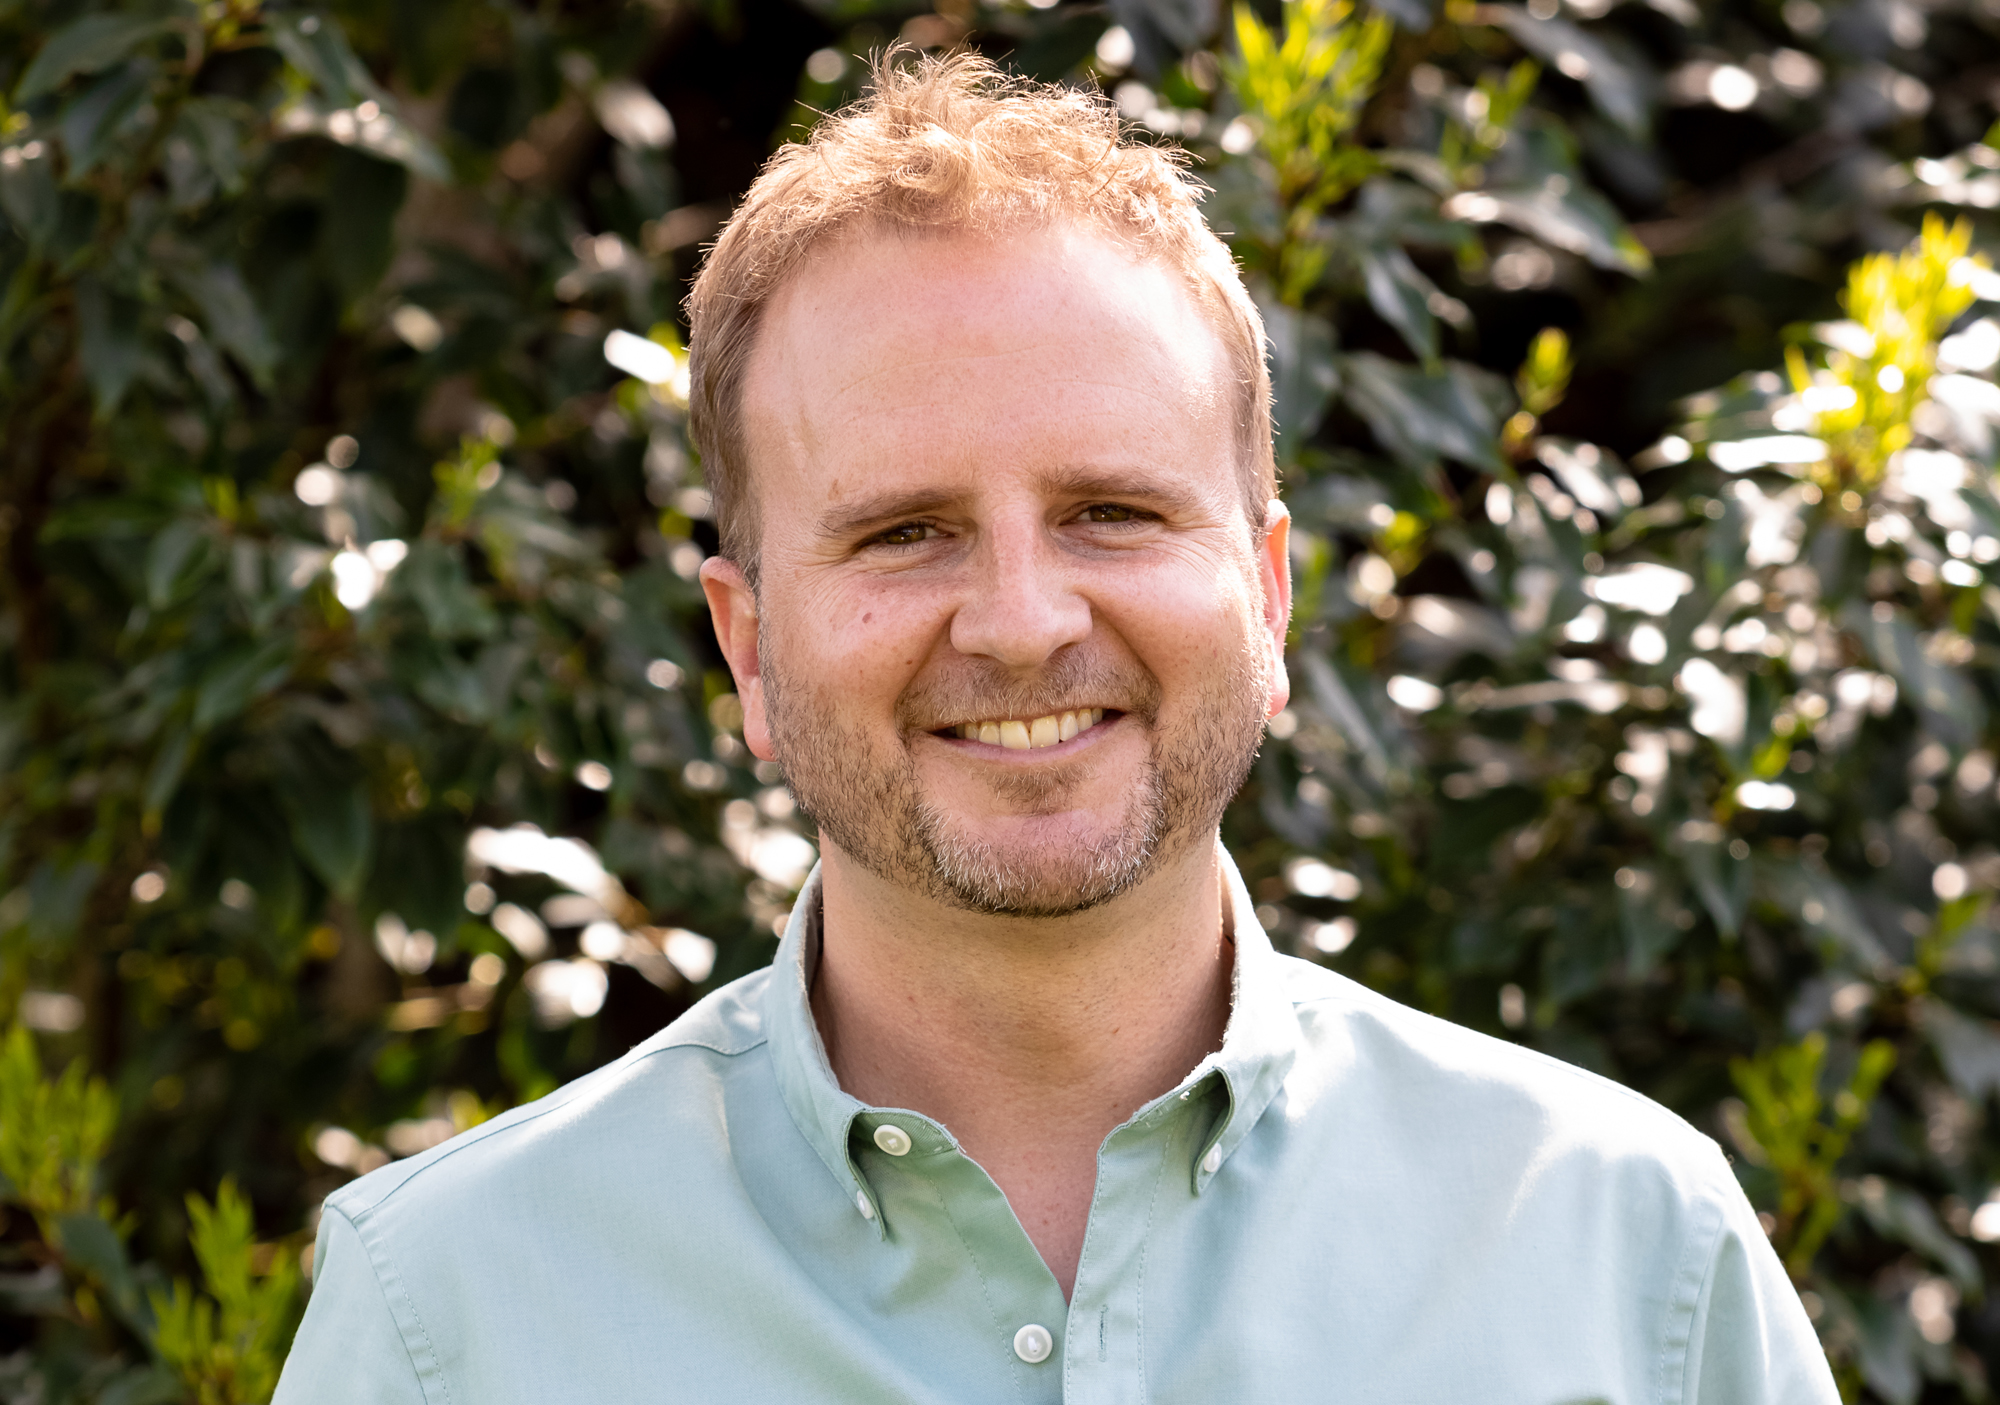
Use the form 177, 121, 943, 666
763, 843, 1301, 1232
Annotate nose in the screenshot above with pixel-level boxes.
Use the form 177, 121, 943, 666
948, 516, 1092, 669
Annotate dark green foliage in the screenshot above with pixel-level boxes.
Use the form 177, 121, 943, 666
1, 0, 1998, 1400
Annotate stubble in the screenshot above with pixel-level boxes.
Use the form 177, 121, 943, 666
760, 633, 1268, 918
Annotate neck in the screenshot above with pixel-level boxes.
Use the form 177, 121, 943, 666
809, 839, 1234, 1298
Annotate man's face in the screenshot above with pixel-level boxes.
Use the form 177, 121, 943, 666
704, 222, 1290, 918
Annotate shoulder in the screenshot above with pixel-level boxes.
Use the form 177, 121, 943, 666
1276, 954, 1732, 1199
327, 965, 774, 1226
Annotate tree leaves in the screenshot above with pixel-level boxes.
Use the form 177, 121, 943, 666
1489, 8, 1651, 138
1443, 182, 1652, 275
1261, 300, 1339, 460
3, 3, 1999, 1399
75, 275, 144, 417
1358, 243, 1441, 364
191, 638, 293, 732
167, 263, 274, 387
1337, 350, 1507, 472
13, 11, 181, 104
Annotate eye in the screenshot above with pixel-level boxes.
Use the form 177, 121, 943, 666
872, 522, 931, 548
1081, 503, 1139, 523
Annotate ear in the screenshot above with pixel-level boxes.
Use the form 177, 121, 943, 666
699, 556, 777, 761
1257, 499, 1292, 719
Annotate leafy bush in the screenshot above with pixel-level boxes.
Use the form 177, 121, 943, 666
3, 0, 1999, 1400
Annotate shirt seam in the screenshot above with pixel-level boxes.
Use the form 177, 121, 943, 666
924, 1173, 1031, 1405
1132, 1107, 1176, 1405
1661, 1177, 1730, 1405
328, 1203, 449, 1405
337, 1035, 768, 1223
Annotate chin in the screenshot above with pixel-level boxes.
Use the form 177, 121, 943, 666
910, 803, 1168, 918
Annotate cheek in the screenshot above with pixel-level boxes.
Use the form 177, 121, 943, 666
769, 580, 942, 698
1098, 557, 1259, 674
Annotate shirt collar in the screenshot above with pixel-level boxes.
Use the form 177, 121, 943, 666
763, 843, 1302, 1227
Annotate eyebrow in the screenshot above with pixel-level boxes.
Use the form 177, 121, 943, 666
815, 467, 1210, 542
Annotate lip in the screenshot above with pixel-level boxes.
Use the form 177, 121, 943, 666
925, 710, 1124, 757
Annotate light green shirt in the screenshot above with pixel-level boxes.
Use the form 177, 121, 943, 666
275, 853, 1837, 1404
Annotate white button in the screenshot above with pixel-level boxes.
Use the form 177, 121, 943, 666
874, 1124, 912, 1156
1201, 1146, 1222, 1174
1013, 1323, 1054, 1364
856, 1190, 875, 1219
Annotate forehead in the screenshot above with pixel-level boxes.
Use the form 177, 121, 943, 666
739, 223, 1237, 520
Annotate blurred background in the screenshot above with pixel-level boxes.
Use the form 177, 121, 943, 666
2, 0, 1998, 1398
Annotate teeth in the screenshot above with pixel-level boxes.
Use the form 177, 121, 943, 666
954, 710, 1108, 749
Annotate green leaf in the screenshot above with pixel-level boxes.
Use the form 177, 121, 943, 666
144, 724, 193, 818
1616, 868, 1682, 977
1338, 351, 1507, 472
1492, 9, 1651, 137
24, 858, 100, 947
268, 15, 448, 181
163, 99, 246, 209
1760, 861, 1892, 976
192, 638, 293, 731
267, 13, 385, 109
322, 149, 409, 298
1837, 1282, 1922, 1405
96, 1367, 185, 1405
75, 276, 144, 418
280, 778, 372, 899
169, 263, 275, 385
1434, 787, 1542, 877
1750, 731, 1790, 778
1542, 901, 1621, 1005
0, 144, 59, 251
1448, 184, 1652, 276
58, 62, 152, 178
409, 648, 497, 722
1261, 301, 1339, 463
54, 1211, 148, 1329
1358, 244, 1439, 364
400, 541, 498, 639
39, 496, 173, 542
1921, 999, 2000, 1101
14, 13, 175, 103
1677, 830, 1748, 938
1849, 1179, 1981, 1292
144, 519, 209, 608
1298, 649, 1395, 788
1841, 601, 1984, 750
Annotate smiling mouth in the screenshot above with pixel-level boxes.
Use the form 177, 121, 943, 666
942, 709, 1110, 750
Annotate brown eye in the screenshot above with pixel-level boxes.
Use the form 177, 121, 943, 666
876, 523, 928, 546
1083, 504, 1136, 523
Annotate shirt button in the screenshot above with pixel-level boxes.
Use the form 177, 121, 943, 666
1202, 1146, 1222, 1174
855, 1191, 875, 1220
1013, 1323, 1054, 1364
873, 1124, 912, 1156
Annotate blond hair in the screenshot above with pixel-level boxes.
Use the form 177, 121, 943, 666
685, 50, 1274, 582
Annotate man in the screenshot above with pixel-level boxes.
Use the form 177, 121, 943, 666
276, 54, 1836, 1403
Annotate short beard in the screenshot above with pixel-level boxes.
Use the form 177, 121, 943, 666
760, 636, 1268, 919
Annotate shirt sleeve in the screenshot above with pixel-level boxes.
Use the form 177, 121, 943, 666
1682, 1164, 1842, 1405
273, 1203, 432, 1405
